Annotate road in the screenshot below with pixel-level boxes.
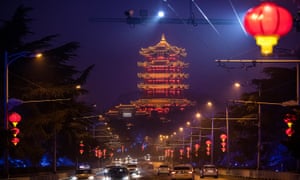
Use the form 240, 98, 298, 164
90, 167, 245, 180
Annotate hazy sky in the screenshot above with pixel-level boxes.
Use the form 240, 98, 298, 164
1, 0, 300, 112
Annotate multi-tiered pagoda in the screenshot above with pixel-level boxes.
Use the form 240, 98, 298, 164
131, 34, 194, 114
106, 34, 194, 118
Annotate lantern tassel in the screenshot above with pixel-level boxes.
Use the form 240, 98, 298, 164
255, 35, 279, 56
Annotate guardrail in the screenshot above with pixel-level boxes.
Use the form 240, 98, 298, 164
219, 168, 300, 180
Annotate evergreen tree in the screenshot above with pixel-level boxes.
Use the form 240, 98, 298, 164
0, 5, 95, 169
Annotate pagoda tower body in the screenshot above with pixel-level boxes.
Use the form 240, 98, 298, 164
132, 34, 194, 114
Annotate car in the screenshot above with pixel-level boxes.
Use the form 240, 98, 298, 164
70, 168, 94, 180
104, 165, 118, 177
105, 166, 130, 180
157, 164, 170, 175
170, 164, 194, 180
126, 164, 140, 176
199, 164, 218, 178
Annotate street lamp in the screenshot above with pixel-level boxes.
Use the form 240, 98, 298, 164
206, 101, 214, 164
4, 51, 42, 129
3, 50, 42, 178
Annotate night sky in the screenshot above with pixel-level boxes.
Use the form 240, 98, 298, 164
1, 0, 300, 113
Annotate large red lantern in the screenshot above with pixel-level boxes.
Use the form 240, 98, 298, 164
9, 112, 22, 127
243, 2, 293, 55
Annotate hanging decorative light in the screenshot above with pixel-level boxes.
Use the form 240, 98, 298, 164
243, 2, 293, 55
9, 112, 22, 127
205, 140, 212, 156
11, 137, 20, 146
220, 134, 227, 152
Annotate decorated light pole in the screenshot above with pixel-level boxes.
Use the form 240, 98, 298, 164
243, 2, 293, 56
205, 140, 212, 156
283, 113, 297, 137
220, 134, 227, 152
8, 112, 22, 146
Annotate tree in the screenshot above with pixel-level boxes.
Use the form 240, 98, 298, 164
0, 5, 95, 169
230, 66, 299, 170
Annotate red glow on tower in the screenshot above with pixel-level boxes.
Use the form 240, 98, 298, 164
132, 34, 195, 114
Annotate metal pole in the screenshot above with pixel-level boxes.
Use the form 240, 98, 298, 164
257, 85, 261, 170
257, 103, 261, 170
4, 51, 9, 178
226, 105, 230, 169
297, 64, 299, 105
53, 127, 57, 173
190, 130, 192, 163
211, 116, 214, 164
3, 51, 37, 178
4, 51, 9, 129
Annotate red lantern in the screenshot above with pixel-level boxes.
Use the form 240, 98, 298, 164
79, 141, 84, 154
170, 150, 174, 158
243, 2, 293, 55
206, 140, 212, 156
220, 134, 227, 152
283, 113, 297, 137
11, 137, 20, 146
284, 113, 296, 128
194, 143, 200, 151
11, 127, 20, 137
205, 140, 212, 146
186, 147, 191, 158
286, 127, 294, 137
103, 149, 107, 158
9, 112, 22, 127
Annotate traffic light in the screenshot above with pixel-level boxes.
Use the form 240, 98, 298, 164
283, 113, 297, 137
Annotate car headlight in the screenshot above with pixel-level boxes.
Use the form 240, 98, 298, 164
88, 175, 94, 180
70, 176, 78, 180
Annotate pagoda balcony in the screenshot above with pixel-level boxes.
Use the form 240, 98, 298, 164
137, 83, 189, 89
137, 73, 189, 79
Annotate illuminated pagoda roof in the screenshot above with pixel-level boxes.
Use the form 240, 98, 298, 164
139, 34, 187, 58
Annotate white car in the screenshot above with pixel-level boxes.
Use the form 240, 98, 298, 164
157, 164, 170, 175
70, 168, 94, 180
170, 164, 194, 180
127, 164, 140, 176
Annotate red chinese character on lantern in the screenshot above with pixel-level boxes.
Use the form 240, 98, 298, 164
243, 2, 293, 55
